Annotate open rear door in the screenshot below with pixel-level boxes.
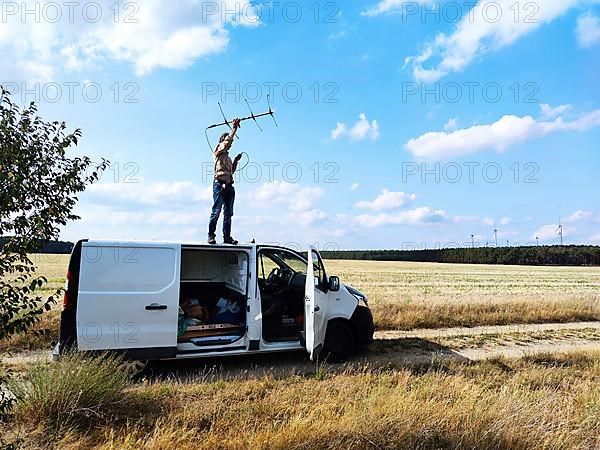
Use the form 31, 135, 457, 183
304, 249, 327, 360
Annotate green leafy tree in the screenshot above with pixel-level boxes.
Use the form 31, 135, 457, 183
1, 86, 108, 357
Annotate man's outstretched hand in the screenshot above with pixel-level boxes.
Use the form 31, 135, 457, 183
233, 118, 241, 129
234, 153, 243, 162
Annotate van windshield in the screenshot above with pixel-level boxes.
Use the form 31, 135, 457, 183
262, 249, 307, 274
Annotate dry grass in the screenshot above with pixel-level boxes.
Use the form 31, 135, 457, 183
3, 350, 599, 449
326, 259, 600, 330
2, 256, 600, 352
0, 254, 68, 353
8, 352, 130, 432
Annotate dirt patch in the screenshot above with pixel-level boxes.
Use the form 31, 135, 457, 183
3, 321, 600, 378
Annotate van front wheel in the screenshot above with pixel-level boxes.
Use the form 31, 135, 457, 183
119, 359, 149, 377
323, 321, 356, 363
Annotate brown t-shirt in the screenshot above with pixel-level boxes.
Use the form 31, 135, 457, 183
214, 136, 234, 184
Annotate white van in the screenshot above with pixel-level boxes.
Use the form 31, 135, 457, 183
55, 240, 374, 372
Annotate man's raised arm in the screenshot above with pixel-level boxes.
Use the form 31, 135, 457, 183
229, 118, 241, 140
214, 118, 241, 156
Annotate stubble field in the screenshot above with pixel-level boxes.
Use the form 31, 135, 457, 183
2, 255, 599, 449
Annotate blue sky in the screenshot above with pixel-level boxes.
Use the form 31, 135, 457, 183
2, 0, 600, 249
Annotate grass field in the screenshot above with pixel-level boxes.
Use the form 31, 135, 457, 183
2, 255, 600, 449
3, 350, 599, 449
328, 259, 600, 330
1, 255, 600, 352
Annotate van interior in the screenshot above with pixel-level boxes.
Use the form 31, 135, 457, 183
178, 249, 248, 347
257, 249, 307, 342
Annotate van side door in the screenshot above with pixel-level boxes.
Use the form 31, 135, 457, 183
304, 249, 328, 360
76, 242, 180, 357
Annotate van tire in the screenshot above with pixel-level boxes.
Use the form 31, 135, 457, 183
119, 359, 149, 377
323, 321, 356, 363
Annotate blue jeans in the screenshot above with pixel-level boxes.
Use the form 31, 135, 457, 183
208, 181, 235, 239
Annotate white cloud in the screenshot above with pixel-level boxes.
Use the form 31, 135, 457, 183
540, 103, 571, 119
403, 0, 583, 82
0, 1, 258, 80
350, 183, 360, 191
331, 113, 380, 141
453, 215, 482, 224
405, 109, 600, 160
284, 209, 328, 226
249, 181, 324, 212
563, 210, 593, 223
331, 123, 348, 140
328, 30, 348, 41
576, 13, 600, 48
532, 224, 574, 241
147, 211, 205, 226
361, 0, 428, 17
355, 189, 417, 211
443, 117, 458, 131
89, 180, 212, 205
355, 206, 447, 228
590, 233, 600, 243
454, 216, 511, 226
482, 217, 495, 226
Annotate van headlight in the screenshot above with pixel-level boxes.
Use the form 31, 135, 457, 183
345, 285, 368, 306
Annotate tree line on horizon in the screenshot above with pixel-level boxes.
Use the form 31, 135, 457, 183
0, 237, 74, 254
2, 237, 599, 266
321, 245, 600, 266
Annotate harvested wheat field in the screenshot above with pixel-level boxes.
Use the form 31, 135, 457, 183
2, 256, 600, 353
2, 256, 600, 449
326, 259, 600, 330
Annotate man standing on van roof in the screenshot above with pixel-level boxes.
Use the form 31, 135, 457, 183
208, 118, 243, 245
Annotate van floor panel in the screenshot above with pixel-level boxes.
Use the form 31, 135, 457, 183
178, 325, 244, 342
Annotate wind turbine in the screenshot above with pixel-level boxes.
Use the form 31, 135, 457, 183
536, 236, 539, 246
471, 234, 475, 248
557, 217, 563, 245
493, 227, 498, 247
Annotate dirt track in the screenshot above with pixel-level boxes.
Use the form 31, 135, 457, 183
369, 321, 600, 366
3, 321, 600, 378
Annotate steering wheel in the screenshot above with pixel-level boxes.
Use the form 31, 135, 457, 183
266, 267, 280, 285
280, 267, 294, 286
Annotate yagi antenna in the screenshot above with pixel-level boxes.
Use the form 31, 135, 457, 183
267, 94, 278, 127
245, 98, 263, 132
204, 96, 277, 150
218, 102, 239, 140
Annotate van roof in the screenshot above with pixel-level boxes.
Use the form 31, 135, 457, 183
84, 239, 254, 249
82, 240, 310, 255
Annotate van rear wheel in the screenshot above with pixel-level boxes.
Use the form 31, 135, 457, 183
323, 321, 356, 363
119, 359, 149, 377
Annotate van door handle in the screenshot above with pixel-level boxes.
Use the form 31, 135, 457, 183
314, 306, 320, 312
145, 303, 168, 311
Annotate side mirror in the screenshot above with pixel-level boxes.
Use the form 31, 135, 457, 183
328, 276, 340, 292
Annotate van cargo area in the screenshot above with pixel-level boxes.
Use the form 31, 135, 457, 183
178, 248, 248, 349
